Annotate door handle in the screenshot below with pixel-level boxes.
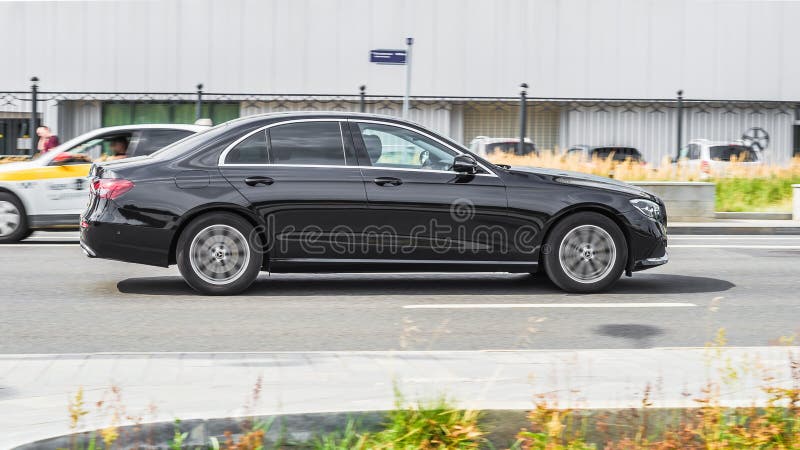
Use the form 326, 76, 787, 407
244, 176, 274, 186
373, 177, 402, 186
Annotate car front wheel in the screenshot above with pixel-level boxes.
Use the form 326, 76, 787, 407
0, 192, 30, 244
176, 212, 263, 295
543, 212, 627, 293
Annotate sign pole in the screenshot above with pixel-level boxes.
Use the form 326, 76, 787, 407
402, 37, 413, 119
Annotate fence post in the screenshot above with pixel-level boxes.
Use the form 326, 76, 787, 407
29, 76, 39, 156
195, 83, 204, 121
518, 83, 528, 155
359, 85, 366, 113
676, 89, 684, 159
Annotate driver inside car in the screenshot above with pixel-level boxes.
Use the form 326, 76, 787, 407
107, 136, 129, 160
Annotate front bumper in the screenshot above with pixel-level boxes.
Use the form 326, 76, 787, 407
638, 251, 669, 267
619, 207, 668, 273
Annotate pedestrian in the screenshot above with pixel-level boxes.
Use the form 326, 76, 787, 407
36, 126, 60, 154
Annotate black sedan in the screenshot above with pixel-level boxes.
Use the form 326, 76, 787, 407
80, 112, 668, 295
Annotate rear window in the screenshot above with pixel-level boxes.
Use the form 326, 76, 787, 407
484, 142, 536, 156
268, 121, 345, 166
709, 145, 758, 162
591, 147, 643, 162
225, 130, 268, 164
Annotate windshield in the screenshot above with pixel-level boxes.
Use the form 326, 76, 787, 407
484, 142, 536, 156
148, 124, 228, 159
709, 145, 758, 162
591, 147, 643, 161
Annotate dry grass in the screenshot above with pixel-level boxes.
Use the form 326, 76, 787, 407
487, 150, 800, 183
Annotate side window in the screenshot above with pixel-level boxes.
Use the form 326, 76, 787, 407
135, 129, 194, 156
59, 132, 133, 162
268, 121, 345, 166
356, 122, 458, 171
225, 130, 268, 164
689, 144, 701, 160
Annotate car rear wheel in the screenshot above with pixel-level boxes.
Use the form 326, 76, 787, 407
176, 213, 263, 295
0, 192, 30, 244
543, 212, 627, 293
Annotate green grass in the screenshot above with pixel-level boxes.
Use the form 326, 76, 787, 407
715, 176, 800, 212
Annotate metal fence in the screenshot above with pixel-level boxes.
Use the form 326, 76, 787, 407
1, 80, 797, 165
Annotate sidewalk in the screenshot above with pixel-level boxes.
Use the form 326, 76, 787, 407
669, 219, 800, 235
1, 347, 798, 448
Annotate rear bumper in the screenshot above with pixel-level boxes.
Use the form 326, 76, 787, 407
80, 197, 176, 267
80, 220, 173, 267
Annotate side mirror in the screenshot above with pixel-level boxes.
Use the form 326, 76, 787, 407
452, 154, 478, 174
51, 152, 78, 165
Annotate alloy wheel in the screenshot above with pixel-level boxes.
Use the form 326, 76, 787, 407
189, 224, 251, 285
558, 224, 617, 284
0, 201, 21, 237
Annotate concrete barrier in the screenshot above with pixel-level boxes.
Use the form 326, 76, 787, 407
793, 184, 800, 221
629, 181, 715, 222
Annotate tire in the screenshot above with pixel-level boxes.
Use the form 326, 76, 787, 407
542, 212, 627, 293
176, 212, 263, 295
0, 192, 30, 244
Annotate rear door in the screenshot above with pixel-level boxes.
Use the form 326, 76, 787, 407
218, 119, 370, 260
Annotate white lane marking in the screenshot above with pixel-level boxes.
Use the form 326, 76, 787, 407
670, 245, 800, 249
0, 244, 77, 248
403, 302, 696, 309
671, 236, 800, 240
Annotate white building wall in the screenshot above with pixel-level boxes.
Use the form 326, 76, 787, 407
2, 0, 800, 101
240, 101, 459, 141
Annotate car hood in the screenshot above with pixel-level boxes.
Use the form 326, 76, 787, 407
0, 160, 40, 174
507, 165, 657, 199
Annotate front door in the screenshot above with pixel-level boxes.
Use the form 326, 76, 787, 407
350, 120, 517, 263
218, 119, 370, 262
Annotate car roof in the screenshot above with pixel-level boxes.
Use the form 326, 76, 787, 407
571, 145, 640, 151
471, 137, 534, 144
689, 139, 749, 147
221, 111, 428, 128
88, 124, 209, 133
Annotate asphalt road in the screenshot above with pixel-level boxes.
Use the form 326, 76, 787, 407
1, 232, 798, 353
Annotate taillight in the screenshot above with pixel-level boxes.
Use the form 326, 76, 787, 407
700, 160, 710, 174
90, 178, 134, 199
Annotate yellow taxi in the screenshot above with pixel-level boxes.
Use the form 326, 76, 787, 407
0, 124, 206, 242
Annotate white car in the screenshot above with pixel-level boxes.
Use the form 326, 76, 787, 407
677, 139, 762, 176
468, 136, 536, 157
0, 124, 207, 242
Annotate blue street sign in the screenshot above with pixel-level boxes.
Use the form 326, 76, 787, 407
370, 49, 407, 65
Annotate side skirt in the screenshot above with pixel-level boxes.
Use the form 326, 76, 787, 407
29, 214, 80, 229
268, 258, 538, 274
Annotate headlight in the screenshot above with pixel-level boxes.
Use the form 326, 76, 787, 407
630, 198, 661, 220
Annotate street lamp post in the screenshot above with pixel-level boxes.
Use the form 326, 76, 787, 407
518, 83, 528, 156
676, 89, 684, 159
402, 37, 413, 119
29, 77, 39, 156
195, 83, 204, 121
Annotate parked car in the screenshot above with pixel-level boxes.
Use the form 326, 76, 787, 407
469, 137, 536, 157
80, 112, 668, 295
676, 139, 762, 176
566, 145, 646, 164
0, 124, 207, 243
